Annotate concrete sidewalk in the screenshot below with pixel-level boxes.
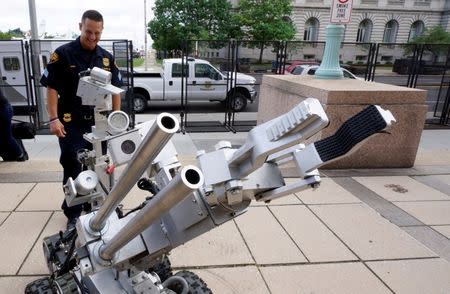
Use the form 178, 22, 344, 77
0, 129, 449, 293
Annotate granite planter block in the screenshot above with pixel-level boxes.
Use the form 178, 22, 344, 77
257, 75, 427, 169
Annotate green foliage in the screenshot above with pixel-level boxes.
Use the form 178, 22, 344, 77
0, 28, 25, 40
0, 31, 12, 40
148, 0, 241, 53
406, 26, 450, 60
8, 28, 25, 38
133, 58, 144, 67
238, 0, 295, 41
409, 26, 450, 44
237, 0, 295, 62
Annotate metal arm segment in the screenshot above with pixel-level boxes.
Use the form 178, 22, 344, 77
89, 113, 179, 232
227, 98, 329, 179
97, 166, 204, 261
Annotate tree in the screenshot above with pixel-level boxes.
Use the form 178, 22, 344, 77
238, 0, 295, 63
148, 0, 241, 55
0, 28, 26, 40
407, 26, 450, 62
0, 31, 12, 40
8, 28, 25, 38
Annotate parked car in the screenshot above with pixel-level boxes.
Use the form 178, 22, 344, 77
289, 65, 363, 80
284, 60, 319, 74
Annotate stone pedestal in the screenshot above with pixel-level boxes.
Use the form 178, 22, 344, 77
257, 75, 427, 169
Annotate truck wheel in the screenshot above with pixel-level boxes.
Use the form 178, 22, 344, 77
228, 93, 247, 112
167, 270, 212, 294
25, 278, 54, 294
133, 93, 147, 113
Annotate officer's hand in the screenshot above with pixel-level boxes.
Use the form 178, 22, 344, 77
50, 119, 66, 138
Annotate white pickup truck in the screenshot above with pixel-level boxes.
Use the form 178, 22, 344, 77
132, 58, 257, 112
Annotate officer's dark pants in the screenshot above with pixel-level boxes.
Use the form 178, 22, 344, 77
0, 103, 23, 160
59, 120, 93, 220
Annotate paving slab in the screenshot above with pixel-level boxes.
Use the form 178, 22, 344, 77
119, 184, 151, 210
367, 258, 450, 294
353, 176, 449, 202
234, 207, 307, 264
16, 182, 63, 211
394, 201, 450, 225
0, 212, 51, 275
0, 212, 9, 225
310, 203, 436, 260
270, 205, 357, 262
402, 226, 450, 262
19, 212, 66, 275
333, 177, 424, 227
170, 221, 253, 267
296, 177, 361, 204
413, 175, 450, 196
432, 225, 450, 239
0, 160, 61, 175
22, 136, 59, 159
0, 171, 63, 183
260, 262, 391, 294
0, 183, 35, 211
251, 194, 301, 206
192, 266, 269, 294
0, 276, 46, 294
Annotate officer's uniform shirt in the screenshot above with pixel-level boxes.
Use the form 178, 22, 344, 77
40, 37, 122, 124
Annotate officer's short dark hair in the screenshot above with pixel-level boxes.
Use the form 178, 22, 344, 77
81, 10, 103, 23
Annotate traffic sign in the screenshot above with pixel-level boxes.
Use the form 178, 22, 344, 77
330, 0, 353, 24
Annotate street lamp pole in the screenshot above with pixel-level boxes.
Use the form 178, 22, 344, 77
144, 0, 148, 71
28, 0, 47, 125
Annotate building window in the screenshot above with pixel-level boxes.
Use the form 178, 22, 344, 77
383, 20, 398, 43
356, 19, 372, 43
387, 0, 405, 5
3, 57, 20, 71
414, 0, 430, 6
304, 18, 319, 41
408, 21, 425, 41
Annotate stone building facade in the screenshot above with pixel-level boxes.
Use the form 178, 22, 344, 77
206, 0, 450, 63
292, 0, 449, 44
230, 0, 449, 42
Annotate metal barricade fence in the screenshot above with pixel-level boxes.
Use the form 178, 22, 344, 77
27, 39, 134, 130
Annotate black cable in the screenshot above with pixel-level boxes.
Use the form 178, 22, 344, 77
59, 231, 78, 274
72, 272, 89, 294
122, 202, 146, 218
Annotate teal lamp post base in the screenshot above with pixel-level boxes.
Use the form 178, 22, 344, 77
315, 24, 345, 80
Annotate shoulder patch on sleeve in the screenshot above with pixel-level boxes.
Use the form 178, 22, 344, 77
49, 52, 59, 64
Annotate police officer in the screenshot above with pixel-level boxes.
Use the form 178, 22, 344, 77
41, 10, 122, 228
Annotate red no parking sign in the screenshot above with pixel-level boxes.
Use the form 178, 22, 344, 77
330, 0, 353, 23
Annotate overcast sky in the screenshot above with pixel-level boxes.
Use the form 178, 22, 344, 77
0, 0, 155, 49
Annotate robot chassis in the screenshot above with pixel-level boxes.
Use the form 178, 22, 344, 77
25, 67, 396, 294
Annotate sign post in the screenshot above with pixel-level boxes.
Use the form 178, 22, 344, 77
330, 0, 353, 24
315, 0, 353, 79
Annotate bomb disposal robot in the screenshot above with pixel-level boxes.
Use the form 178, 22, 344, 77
25, 67, 396, 294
